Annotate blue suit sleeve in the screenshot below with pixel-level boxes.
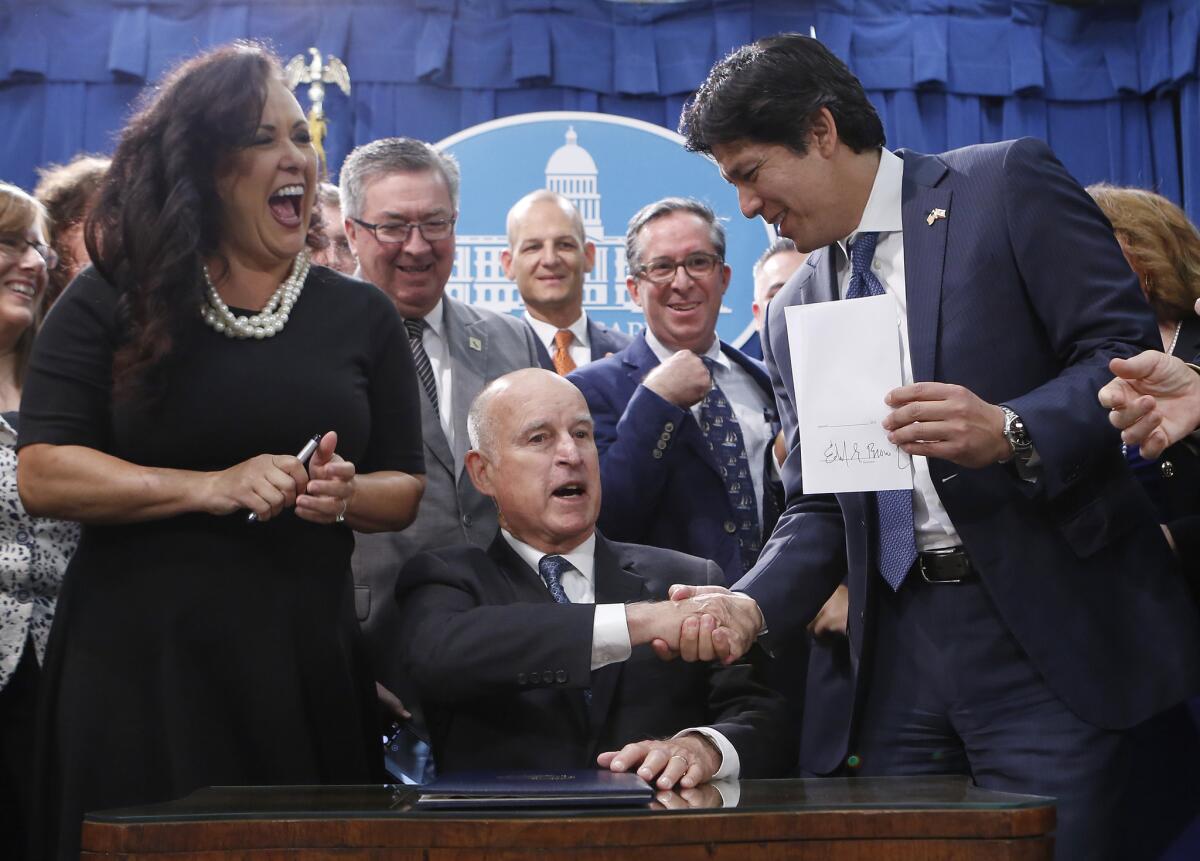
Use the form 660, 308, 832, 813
570, 367, 688, 542
999, 137, 1160, 501
732, 294, 847, 641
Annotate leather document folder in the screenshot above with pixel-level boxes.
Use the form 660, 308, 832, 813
415, 769, 654, 809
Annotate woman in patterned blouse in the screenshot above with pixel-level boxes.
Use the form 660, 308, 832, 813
0, 182, 79, 860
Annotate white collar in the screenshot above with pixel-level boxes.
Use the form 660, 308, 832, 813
643, 328, 727, 369
837, 147, 904, 256
420, 296, 446, 338
502, 529, 597, 585
524, 310, 591, 349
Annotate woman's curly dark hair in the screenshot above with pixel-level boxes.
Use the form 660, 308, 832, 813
85, 41, 285, 396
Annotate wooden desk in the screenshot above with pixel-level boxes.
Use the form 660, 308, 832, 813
82, 775, 1054, 860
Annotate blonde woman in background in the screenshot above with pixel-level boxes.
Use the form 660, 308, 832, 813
0, 182, 79, 861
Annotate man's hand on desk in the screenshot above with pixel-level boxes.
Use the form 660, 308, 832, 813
597, 733, 720, 790
882, 382, 1010, 468
645, 585, 764, 665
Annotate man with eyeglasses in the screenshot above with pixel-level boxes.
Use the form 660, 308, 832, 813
339, 137, 541, 734
568, 197, 783, 588
501, 189, 630, 375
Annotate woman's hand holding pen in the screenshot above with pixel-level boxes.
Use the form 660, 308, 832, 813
296, 431, 357, 526
204, 454, 310, 521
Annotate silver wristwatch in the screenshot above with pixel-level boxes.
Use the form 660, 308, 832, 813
1000, 406, 1032, 460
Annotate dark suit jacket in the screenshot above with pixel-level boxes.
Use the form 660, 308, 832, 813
738, 330, 763, 361
531, 314, 632, 371
568, 334, 783, 585
352, 296, 541, 698
394, 532, 796, 777
741, 138, 1200, 773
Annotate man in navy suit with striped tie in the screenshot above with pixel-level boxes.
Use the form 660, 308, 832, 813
567, 197, 784, 588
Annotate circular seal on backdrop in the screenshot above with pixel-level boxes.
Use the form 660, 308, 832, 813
438, 112, 774, 346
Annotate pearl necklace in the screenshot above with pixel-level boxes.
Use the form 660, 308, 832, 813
200, 249, 311, 339
1167, 319, 1183, 357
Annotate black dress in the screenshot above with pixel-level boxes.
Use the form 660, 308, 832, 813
18, 264, 424, 859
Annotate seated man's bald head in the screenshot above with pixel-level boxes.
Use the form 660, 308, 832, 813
465, 369, 601, 554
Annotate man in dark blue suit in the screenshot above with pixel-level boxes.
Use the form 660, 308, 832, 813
502, 189, 629, 375
568, 198, 783, 587
676, 34, 1200, 860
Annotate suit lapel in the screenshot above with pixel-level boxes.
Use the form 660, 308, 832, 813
897, 150, 951, 385
805, 247, 839, 305
445, 300, 488, 478
419, 383, 455, 476
487, 533, 543, 596
587, 534, 651, 743
587, 318, 607, 361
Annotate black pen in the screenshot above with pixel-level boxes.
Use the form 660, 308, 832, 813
246, 433, 324, 523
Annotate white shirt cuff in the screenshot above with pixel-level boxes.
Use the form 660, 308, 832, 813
591, 604, 632, 670
711, 778, 741, 807
674, 726, 740, 780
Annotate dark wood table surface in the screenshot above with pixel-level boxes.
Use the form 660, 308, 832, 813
81, 774, 1055, 860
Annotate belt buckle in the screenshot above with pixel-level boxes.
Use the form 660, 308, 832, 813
918, 547, 967, 584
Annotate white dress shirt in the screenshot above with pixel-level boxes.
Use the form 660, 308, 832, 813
416, 298, 455, 450
644, 330, 776, 537
525, 310, 593, 369
500, 528, 739, 780
832, 148, 961, 550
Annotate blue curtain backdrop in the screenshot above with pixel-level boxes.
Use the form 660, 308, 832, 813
2, 0, 1199, 219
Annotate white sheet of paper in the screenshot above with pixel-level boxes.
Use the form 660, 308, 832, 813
787, 295, 913, 494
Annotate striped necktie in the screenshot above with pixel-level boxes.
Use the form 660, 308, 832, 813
404, 317, 439, 413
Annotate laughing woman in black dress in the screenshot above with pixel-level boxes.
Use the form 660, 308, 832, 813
17, 43, 425, 859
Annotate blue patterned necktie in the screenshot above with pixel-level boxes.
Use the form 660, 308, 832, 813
538, 554, 573, 605
538, 554, 591, 705
699, 358, 762, 573
845, 232, 918, 591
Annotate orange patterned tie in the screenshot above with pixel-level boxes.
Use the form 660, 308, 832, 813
553, 329, 577, 375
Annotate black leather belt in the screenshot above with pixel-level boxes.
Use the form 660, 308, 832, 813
917, 547, 976, 584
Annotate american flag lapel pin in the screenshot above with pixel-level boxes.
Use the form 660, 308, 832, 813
926, 208, 947, 226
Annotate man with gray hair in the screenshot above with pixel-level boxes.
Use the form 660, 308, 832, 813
395, 368, 793, 785
340, 137, 541, 715
501, 189, 629, 374
567, 197, 783, 587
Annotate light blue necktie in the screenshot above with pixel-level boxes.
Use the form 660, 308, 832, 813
845, 232, 918, 591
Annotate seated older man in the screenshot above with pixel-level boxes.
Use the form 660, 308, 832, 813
394, 369, 793, 789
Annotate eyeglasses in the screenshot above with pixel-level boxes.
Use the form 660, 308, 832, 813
350, 216, 456, 244
636, 251, 723, 285
0, 234, 58, 270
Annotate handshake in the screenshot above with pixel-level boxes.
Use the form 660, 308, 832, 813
626, 585, 763, 665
